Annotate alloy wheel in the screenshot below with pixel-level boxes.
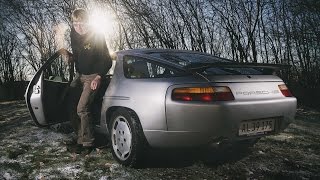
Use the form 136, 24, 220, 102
111, 115, 132, 161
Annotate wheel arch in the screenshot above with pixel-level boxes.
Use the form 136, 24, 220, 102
104, 106, 148, 143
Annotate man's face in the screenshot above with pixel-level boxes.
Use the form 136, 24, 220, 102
73, 21, 89, 35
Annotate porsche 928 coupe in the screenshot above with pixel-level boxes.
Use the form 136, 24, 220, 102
25, 48, 296, 167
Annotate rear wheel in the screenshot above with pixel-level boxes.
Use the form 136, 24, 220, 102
109, 108, 146, 167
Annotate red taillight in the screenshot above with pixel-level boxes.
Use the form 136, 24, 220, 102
278, 84, 293, 97
172, 87, 234, 102
213, 91, 235, 101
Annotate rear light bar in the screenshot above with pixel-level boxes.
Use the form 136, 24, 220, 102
172, 87, 235, 102
278, 84, 293, 97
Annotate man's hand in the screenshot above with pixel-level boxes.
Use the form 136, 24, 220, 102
91, 75, 101, 90
60, 49, 73, 63
67, 54, 73, 63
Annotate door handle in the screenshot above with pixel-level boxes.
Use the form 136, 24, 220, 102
33, 85, 40, 94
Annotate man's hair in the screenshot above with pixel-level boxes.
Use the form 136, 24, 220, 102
71, 8, 89, 22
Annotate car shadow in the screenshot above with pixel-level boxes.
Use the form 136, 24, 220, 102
140, 148, 199, 168
139, 146, 253, 168
52, 126, 253, 169
93, 132, 253, 168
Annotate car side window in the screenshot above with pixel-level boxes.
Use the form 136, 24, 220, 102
43, 56, 72, 82
123, 56, 180, 79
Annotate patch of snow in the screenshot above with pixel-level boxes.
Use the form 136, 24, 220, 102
35, 173, 46, 180
0, 157, 19, 164
268, 133, 294, 141
257, 164, 270, 172
109, 164, 120, 173
51, 141, 60, 147
33, 129, 66, 143
100, 176, 110, 180
258, 150, 265, 154
0, 169, 19, 180
109, 164, 132, 179
57, 163, 83, 177
3, 172, 13, 180
31, 163, 84, 179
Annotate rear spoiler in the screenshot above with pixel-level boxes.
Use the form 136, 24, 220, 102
185, 62, 291, 72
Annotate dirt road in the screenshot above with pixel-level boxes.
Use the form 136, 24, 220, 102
0, 101, 319, 179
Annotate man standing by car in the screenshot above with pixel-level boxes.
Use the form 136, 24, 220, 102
67, 8, 112, 154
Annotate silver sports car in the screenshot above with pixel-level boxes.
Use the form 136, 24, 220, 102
25, 48, 297, 167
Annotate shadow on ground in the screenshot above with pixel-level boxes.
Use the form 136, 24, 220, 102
138, 146, 252, 168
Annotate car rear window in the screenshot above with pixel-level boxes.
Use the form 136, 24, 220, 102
149, 52, 230, 66
148, 52, 268, 75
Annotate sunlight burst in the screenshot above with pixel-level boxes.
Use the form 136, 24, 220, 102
88, 7, 118, 37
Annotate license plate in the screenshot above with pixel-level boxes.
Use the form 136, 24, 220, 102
239, 118, 275, 136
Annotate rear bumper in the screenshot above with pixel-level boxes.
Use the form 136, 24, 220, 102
144, 97, 296, 148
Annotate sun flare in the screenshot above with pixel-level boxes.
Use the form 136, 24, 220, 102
88, 7, 118, 37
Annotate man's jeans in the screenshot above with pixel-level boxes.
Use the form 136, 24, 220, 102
68, 73, 98, 147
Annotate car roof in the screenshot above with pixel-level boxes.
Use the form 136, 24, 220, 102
115, 48, 233, 64
116, 48, 218, 57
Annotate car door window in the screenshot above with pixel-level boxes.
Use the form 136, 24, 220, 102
123, 56, 181, 79
43, 56, 73, 82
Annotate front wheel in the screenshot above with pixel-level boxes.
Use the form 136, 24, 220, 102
109, 108, 146, 167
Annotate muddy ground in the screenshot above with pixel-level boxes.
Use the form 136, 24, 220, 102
0, 101, 319, 180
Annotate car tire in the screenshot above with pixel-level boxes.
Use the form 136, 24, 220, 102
109, 108, 146, 167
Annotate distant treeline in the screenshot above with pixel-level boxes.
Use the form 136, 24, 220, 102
0, 0, 319, 88
0, 81, 29, 101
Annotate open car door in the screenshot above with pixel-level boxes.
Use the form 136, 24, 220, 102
25, 49, 74, 127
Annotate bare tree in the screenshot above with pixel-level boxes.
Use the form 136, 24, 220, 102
0, 0, 319, 88
0, 27, 18, 83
